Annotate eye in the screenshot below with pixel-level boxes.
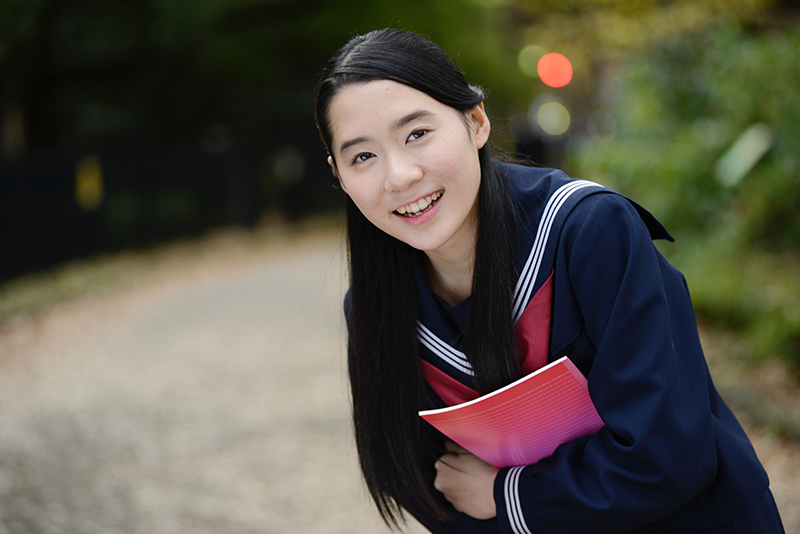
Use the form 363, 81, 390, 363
351, 152, 374, 164
407, 129, 429, 142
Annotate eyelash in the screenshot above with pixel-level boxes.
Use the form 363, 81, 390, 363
351, 152, 374, 165
408, 129, 428, 142
349, 129, 430, 165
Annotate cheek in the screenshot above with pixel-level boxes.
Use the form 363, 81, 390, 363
428, 144, 481, 193
427, 131, 479, 172
341, 176, 385, 214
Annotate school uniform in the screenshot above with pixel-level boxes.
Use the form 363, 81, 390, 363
347, 161, 785, 533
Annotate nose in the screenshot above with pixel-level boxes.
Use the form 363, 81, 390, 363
383, 152, 423, 193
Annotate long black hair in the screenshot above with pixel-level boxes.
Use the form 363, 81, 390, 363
315, 28, 519, 526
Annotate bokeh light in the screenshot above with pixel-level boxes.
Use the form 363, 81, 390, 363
537, 102, 571, 136
517, 45, 547, 78
537, 53, 573, 88
75, 155, 104, 211
714, 123, 773, 188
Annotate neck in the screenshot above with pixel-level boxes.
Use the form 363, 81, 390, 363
423, 201, 480, 306
423, 237, 476, 307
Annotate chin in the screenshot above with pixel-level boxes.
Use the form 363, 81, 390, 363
407, 236, 451, 253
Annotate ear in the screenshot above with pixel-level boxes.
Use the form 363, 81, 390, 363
328, 156, 347, 192
467, 103, 491, 150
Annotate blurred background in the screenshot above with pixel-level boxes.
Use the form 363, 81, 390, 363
1, 0, 800, 532
2, 0, 800, 365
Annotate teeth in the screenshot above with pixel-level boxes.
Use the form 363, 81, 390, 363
396, 191, 441, 216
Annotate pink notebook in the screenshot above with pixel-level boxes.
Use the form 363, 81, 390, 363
419, 356, 604, 468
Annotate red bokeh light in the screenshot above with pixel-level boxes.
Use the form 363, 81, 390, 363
537, 53, 573, 88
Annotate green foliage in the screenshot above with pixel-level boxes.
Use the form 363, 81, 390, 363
508, 0, 772, 86
571, 23, 800, 368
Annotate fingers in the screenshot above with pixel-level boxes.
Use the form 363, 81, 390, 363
433, 458, 454, 495
445, 441, 469, 454
433, 448, 500, 520
435, 454, 466, 474
436, 443, 482, 476
433, 457, 465, 501
435, 442, 470, 476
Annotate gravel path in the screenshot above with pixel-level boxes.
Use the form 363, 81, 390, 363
0, 228, 797, 533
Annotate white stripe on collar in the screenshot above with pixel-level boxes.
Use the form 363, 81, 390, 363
418, 179, 602, 376
417, 321, 475, 376
512, 180, 601, 323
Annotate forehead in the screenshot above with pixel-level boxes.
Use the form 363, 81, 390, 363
328, 80, 451, 148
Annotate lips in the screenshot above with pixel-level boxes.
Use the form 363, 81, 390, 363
394, 190, 443, 217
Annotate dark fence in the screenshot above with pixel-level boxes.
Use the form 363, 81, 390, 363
0, 146, 337, 281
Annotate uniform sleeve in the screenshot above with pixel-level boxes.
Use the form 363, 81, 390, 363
493, 193, 719, 534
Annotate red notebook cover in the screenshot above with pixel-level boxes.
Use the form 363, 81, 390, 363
419, 356, 604, 468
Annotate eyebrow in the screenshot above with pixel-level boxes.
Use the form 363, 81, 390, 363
337, 110, 434, 156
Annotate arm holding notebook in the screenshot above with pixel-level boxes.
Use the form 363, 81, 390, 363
434, 442, 499, 520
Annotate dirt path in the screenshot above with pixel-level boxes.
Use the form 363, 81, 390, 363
0, 227, 797, 533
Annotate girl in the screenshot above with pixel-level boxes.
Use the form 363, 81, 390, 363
314, 28, 785, 533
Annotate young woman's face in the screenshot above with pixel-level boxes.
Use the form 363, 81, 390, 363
327, 80, 490, 258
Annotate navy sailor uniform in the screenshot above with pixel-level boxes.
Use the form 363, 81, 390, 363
347, 161, 785, 533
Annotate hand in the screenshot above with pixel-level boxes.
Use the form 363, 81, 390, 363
433, 442, 499, 519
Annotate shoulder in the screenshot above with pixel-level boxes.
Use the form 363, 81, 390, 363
495, 160, 672, 243
496, 160, 574, 207
562, 188, 674, 245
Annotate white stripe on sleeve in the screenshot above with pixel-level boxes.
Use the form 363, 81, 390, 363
503, 466, 533, 534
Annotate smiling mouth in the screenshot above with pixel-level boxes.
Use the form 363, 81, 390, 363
394, 190, 443, 217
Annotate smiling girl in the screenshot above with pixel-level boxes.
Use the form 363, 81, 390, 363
314, 28, 785, 534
